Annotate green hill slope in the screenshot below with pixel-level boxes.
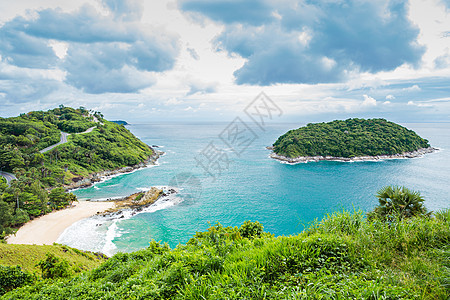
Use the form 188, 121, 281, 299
0, 106, 155, 239
272, 118, 431, 158
0, 244, 106, 274
3, 210, 449, 299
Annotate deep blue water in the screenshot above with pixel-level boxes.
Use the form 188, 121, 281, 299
58, 122, 450, 255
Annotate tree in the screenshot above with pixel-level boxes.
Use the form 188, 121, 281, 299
368, 186, 429, 221
0, 200, 13, 238
36, 253, 71, 279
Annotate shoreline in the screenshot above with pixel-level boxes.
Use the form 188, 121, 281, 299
268, 147, 438, 164
65, 149, 163, 192
6, 201, 115, 245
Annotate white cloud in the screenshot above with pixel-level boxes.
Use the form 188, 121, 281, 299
386, 94, 395, 100
402, 84, 421, 92
362, 94, 377, 107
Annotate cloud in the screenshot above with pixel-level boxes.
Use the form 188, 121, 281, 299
186, 80, 217, 95
187, 47, 200, 60
0, 1, 179, 94
63, 44, 155, 93
386, 94, 395, 100
402, 84, 421, 92
434, 53, 450, 69
180, 0, 425, 85
441, 0, 450, 9
179, 0, 274, 26
362, 94, 377, 107
103, 0, 144, 21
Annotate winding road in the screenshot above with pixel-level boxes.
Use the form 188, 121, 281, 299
0, 171, 17, 186
39, 125, 96, 154
1, 122, 97, 184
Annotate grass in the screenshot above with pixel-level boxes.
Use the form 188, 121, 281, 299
2, 209, 449, 299
0, 244, 107, 274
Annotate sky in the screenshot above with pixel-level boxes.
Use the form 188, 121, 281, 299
0, 0, 450, 123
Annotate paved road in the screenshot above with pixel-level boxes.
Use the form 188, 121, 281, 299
39, 126, 96, 154
0, 171, 17, 186
39, 131, 70, 154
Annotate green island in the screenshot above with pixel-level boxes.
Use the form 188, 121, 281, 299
0, 106, 158, 239
0, 188, 449, 299
270, 118, 435, 163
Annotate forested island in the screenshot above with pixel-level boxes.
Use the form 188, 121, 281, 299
270, 118, 435, 163
0, 106, 159, 239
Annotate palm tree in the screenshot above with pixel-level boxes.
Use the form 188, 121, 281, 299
368, 186, 429, 221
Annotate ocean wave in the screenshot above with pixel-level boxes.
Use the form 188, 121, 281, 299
57, 190, 183, 256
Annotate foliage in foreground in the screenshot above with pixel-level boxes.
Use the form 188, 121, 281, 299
0, 244, 107, 274
3, 210, 449, 299
368, 185, 430, 221
273, 118, 430, 158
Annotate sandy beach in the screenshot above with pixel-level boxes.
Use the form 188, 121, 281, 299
6, 201, 115, 245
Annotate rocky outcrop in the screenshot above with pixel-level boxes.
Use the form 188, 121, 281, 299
65, 150, 163, 191
269, 147, 437, 164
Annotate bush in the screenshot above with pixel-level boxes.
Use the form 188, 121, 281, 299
0, 265, 34, 295
239, 220, 264, 238
36, 253, 72, 279
368, 186, 430, 221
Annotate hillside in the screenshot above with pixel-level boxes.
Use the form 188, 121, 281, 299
272, 118, 431, 159
2, 208, 449, 299
0, 244, 106, 274
0, 106, 155, 239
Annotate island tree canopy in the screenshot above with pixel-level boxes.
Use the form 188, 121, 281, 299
273, 118, 430, 158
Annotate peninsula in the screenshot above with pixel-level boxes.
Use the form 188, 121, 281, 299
269, 118, 436, 163
0, 106, 160, 239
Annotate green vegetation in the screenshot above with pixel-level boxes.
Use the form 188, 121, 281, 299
0, 244, 107, 296
368, 186, 430, 221
273, 118, 430, 158
2, 192, 448, 299
0, 244, 107, 274
0, 106, 154, 239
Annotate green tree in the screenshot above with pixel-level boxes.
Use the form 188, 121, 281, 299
36, 253, 71, 279
0, 265, 34, 295
0, 200, 13, 238
368, 186, 429, 221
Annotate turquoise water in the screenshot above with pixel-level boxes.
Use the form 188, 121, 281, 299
59, 122, 450, 255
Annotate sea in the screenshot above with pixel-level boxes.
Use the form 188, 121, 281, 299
57, 122, 450, 256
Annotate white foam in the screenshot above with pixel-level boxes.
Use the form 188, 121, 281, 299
57, 191, 183, 256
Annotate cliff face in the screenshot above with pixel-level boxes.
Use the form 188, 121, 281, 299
65, 150, 163, 191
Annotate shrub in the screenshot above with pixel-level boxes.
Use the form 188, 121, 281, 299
0, 265, 34, 295
368, 186, 430, 221
36, 253, 72, 279
239, 220, 264, 238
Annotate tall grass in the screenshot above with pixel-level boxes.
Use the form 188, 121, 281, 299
3, 209, 449, 299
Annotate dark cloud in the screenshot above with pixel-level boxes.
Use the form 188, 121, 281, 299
181, 0, 425, 85
0, 22, 58, 68
63, 43, 155, 94
0, 0, 179, 94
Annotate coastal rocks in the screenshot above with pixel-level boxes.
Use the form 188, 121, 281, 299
65, 149, 163, 191
269, 147, 438, 164
99, 187, 163, 216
